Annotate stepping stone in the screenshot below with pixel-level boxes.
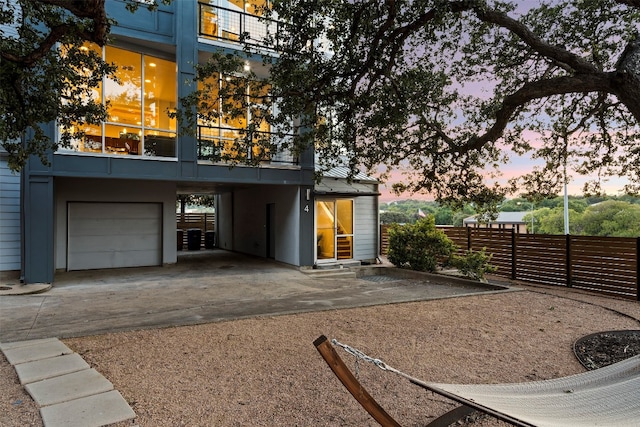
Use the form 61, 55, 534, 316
40, 390, 136, 427
0, 338, 60, 352
15, 353, 90, 385
25, 368, 113, 407
1, 339, 72, 365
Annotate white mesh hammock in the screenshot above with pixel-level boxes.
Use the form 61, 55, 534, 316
411, 353, 640, 427
316, 336, 640, 427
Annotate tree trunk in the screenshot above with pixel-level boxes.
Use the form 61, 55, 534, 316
613, 33, 640, 123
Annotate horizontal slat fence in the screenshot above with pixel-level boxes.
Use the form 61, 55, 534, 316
470, 228, 513, 277
176, 213, 215, 247
569, 236, 638, 298
516, 234, 567, 286
440, 226, 468, 254
380, 224, 391, 256
380, 225, 639, 300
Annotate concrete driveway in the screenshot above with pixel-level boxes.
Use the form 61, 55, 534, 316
0, 250, 511, 342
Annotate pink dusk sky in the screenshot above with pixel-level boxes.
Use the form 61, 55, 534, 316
376, 129, 631, 203
374, 1, 633, 203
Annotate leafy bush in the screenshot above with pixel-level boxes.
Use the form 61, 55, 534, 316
387, 216, 456, 272
450, 248, 497, 281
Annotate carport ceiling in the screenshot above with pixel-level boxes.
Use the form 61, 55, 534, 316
176, 182, 248, 195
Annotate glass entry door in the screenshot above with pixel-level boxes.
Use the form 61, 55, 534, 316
316, 199, 353, 261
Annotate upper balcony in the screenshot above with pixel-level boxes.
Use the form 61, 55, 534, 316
198, 2, 284, 52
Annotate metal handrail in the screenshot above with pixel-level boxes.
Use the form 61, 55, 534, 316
197, 3, 284, 51
197, 124, 298, 165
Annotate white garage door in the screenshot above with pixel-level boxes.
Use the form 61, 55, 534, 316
68, 202, 162, 271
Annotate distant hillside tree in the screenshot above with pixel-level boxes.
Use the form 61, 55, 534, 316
581, 200, 640, 237
380, 211, 413, 224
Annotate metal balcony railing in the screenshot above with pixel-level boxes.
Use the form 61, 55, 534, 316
197, 125, 299, 165
198, 3, 284, 51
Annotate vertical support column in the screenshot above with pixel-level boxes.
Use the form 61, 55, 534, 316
511, 228, 516, 280
636, 237, 640, 301
299, 185, 315, 266
466, 226, 472, 251
566, 234, 572, 288
23, 174, 55, 284
176, 0, 198, 176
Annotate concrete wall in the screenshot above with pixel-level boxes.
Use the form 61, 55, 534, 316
218, 185, 301, 266
54, 177, 177, 270
217, 192, 233, 251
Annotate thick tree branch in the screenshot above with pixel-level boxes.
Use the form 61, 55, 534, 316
469, 3, 598, 74
460, 73, 616, 153
1, 0, 108, 67
615, 0, 640, 7
613, 32, 640, 123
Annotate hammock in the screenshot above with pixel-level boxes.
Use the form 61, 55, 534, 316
314, 335, 640, 427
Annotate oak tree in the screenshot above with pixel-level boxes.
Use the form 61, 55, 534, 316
263, 0, 640, 208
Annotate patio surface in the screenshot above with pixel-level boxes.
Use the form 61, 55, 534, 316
0, 250, 512, 343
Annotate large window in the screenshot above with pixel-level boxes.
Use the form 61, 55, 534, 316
197, 73, 272, 162
64, 45, 177, 158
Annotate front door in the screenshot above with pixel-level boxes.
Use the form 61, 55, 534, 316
316, 199, 353, 262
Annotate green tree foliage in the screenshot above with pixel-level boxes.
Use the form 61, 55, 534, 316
450, 248, 497, 281
0, 0, 167, 170
381, 200, 470, 225
387, 216, 456, 272
261, 0, 640, 208
380, 211, 413, 224
519, 198, 640, 236
176, 195, 216, 213
581, 200, 640, 236
533, 207, 584, 235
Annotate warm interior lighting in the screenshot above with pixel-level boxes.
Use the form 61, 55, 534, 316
148, 62, 157, 67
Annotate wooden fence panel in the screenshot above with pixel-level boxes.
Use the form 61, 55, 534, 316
380, 224, 390, 255
440, 227, 468, 255
378, 224, 639, 300
515, 234, 567, 286
176, 213, 215, 247
569, 236, 638, 299
469, 228, 513, 276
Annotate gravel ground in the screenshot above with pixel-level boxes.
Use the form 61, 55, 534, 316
2, 284, 640, 427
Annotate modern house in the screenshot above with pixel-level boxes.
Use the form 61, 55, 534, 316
0, 0, 380, 284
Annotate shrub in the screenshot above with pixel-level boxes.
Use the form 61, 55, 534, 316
387, 216, 456, 272
450, 248, 497, 281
